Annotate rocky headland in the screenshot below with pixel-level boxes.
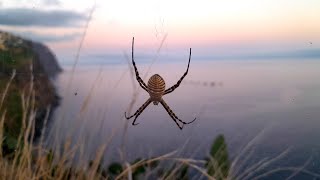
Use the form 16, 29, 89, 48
0, 30, 62, 153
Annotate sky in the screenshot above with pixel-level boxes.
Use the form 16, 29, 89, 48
0, 0, 320, 60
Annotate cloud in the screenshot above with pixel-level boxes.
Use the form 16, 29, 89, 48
42, 0, 60, 6
10, 30, 82, 43
195, 48, 320, 60
0, 8, 86, 27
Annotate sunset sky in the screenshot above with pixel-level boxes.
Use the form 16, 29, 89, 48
0, 0, 319, 61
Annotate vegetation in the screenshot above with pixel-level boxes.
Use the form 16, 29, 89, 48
206, 135, 230, 180
0, 37, 57, 155
0, 106, 231, 179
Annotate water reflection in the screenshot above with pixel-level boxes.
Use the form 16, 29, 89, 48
46, 60, 320, 175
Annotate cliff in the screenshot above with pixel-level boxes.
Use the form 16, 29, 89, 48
31, 42, 62, 78
0, 31, 61, 153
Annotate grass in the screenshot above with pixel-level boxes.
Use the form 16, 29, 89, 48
2, 40, 59, 146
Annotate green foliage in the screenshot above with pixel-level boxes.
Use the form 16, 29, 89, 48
132, 158, 146, 179
1, 86, 23, 154
165, 164, 189, 180
107, 158, 187, 180
108, 162, 123, 176
4, 90, 22, 129
179, 165, 189, 179
3, 133, 18, 150
46, 149, 54, 164
206, 134, 230, 180
0, 49, 33, 73
0, 45, 34, 155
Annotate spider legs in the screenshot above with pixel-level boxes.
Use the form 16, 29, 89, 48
125, 98, 152, 126
131, 37, 148, 92
164, 48, 191, 95
160, 98, 196, 130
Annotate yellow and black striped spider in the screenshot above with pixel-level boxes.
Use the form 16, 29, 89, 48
125, 37, 196, 130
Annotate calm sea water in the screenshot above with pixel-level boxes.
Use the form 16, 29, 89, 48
46, 59, 320, 179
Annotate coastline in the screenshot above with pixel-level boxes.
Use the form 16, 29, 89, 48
30, 40, 62, 139
0, 30, 62, 151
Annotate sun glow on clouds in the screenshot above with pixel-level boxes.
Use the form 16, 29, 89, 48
2, 0, 320, 52
82, 0, 320, 51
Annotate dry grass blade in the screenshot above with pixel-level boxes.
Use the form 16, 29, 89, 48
230, 127, 268, 177
125, 162, 133, 180
252, 167, 320, 180
142, 33, 168, 82
69, 2, 96, 82
88, 144, 107, 179
57, 2, 96, 137
0, 110, 6, 158
241, 147, 291, 180
285, 155, 313, 180
0, 69, 16, 110
37, 106, 51, 157
115, 150, 177, 180
235, 157, 269, 180
170, 158, 215, 180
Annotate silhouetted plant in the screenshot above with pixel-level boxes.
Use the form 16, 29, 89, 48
206, 134, 230, 180
46, 149, 54, 164
108, 162, 123, 176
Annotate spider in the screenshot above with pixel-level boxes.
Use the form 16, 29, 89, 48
125, 37, 196, 130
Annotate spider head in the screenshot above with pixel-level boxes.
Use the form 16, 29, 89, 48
153, 101, 159, 105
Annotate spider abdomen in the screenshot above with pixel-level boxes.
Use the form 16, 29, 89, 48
148, 74, 166, 100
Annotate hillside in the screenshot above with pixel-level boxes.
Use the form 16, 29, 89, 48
0, 30, 61, 153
